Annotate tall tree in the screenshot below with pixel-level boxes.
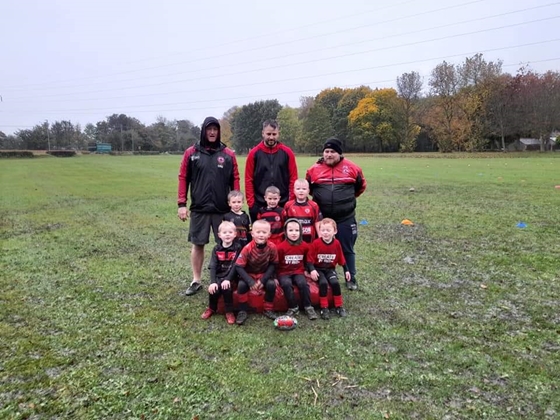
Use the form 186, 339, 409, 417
513, 69, 560, 151
231, 99, 282, 153
334, 86, 372, 150
298, 103, 332, 154
276, 106, 301, 150
348, 89, 402, 152
428, 61, 461, 152
220, 106, 239, 148
396, 71, 423, 152
314, 88, 343, 136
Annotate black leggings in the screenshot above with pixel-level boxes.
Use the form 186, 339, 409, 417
279, 274, 311, 308
208, 280, 234, 312
318, 269, 341, 297
237, 279, 276, 303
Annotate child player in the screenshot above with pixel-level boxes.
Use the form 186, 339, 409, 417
277, 218, 318, 320
256, 186, 284, 246
309, 218, 350, 319
282, 178, 322, 243
234, 220, 279, 325
223, 190, 251, 247
200, 221, 242, 325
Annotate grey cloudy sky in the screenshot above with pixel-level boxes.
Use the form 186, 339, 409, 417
1, 0, 558, 134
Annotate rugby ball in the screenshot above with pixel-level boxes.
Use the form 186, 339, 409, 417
274, 315, 298, 331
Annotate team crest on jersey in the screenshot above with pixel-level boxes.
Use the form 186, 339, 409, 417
217, 156, 225, 168
305, 208, 310, 214
275, 216, 281, 221
343, 165, 349, 174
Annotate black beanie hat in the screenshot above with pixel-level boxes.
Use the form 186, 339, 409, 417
323, 137, 343, 154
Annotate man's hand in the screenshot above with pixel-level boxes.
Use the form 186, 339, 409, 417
178, 207, 189, 221
344, 271, 352, 282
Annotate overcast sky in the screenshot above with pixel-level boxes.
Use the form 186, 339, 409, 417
1, 0, 558, 134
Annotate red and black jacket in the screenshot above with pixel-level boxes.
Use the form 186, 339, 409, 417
177, 117, 240, 213
245, 141, 298, 209
209, 242, 242, 283
309, 237, 348, 271
282, 199, 322, 243
306, 157, 366, 223
257, 206, 284, 246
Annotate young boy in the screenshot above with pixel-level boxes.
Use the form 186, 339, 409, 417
308, 218, 351, 320
282, 178, 322, 243
256, 186, 284, 246
277, 218, 318, 320
201, 221, 242, 324
234, 220, 279, 325
223, 190, 251, 248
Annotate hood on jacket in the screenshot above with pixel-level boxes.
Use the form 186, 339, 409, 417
284, 217, 303, 245
200, 116, 221, 150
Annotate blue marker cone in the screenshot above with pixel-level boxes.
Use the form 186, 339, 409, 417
516, 222, 527, 228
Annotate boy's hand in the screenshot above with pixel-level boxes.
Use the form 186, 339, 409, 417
221, 280, 231, 290
309, 270, 319, 281
250, 281, 263, 291
344, 271, 352, 282
208, 283, 218, 294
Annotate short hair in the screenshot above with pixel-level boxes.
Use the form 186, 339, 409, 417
319, 218, 337, 230
252, 219, 271, 231
262, 120, 280, 130
294, 178, 309, 188
228, 190, 244, 201
218, 220, 237, 233
264, 185, 281, 196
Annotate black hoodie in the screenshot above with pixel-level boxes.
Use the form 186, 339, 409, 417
200, 116, 222, 150
177, 117, 240, 213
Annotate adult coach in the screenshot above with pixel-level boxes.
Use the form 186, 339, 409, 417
245, 120, 298, 222
178, 116, 240, 296
306, 138, 367, 290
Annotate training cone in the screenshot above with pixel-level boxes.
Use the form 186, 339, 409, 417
359, 219, 368, 225
516, 222, 527, 228
401, 219, 414, 226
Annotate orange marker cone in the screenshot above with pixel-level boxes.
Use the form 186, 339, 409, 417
401, 219, 414, 226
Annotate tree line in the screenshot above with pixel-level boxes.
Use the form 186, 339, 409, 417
1, 54, 559, 153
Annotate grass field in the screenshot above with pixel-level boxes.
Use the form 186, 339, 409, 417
1, 153, 559, 419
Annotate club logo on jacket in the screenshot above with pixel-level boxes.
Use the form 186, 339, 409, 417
217, 156, 225, 168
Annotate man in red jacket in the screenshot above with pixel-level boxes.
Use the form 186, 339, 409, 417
306, 138, 367, 291
177, 116, 240, 296
245, 120, 298, 223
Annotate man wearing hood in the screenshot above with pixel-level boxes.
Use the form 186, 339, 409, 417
178, 116, 240, 296
245, 120, 298, 222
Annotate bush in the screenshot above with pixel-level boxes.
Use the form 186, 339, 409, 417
47, 150, 76, 157
0, 150, 34, 158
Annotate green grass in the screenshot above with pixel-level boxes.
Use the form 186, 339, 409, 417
1, 153, 559, 419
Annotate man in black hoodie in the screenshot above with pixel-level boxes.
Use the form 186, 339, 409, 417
178, 117, 240, 296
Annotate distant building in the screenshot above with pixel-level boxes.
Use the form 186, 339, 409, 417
87, 142, 112, 153
507, 135, 557, 151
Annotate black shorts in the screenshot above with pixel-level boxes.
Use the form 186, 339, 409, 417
188, 212, 223, 245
